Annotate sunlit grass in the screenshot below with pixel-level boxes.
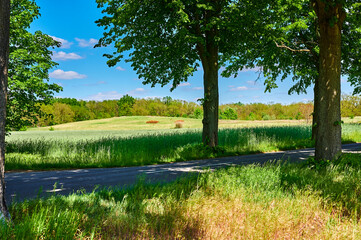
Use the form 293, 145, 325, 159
5, 124, 361, 171
1, 153, 361, 239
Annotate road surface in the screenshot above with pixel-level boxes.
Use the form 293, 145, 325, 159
5, 143, 361, 203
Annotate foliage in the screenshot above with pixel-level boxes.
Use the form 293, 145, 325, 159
222, 0, 361, 95
95, 0, 263, 89
32, 96, 361, 127
341, 94, 361, 117
219, 107, 238, 120
117, 94, 135, 116
8, 0, 62, 130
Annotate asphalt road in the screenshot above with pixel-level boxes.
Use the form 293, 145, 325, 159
5, 143, 361, 203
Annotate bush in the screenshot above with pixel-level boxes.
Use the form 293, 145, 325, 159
248, 112, 256, 120
146, 120, 159, 124
262, 114, 271, 121
175, 122, 183, 128
19, 126, 27, 131
220, 108, 238, 120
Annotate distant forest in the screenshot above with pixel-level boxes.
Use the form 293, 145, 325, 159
34, 94, 361, 127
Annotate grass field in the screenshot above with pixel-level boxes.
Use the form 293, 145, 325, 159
28, 116, 361, 131
5, 116, 361, 171
29, 116, 316, 131
3, 117, 361, 238
1, 154, 361, 239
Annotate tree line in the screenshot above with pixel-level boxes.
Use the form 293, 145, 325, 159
32, 94, 361, 127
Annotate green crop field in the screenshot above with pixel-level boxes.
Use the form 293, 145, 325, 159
5, 116, 361, 171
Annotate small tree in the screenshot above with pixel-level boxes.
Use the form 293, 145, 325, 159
7, 0, 62, 130
118, 94, 136, 116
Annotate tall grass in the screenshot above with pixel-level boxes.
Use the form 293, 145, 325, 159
1, 153, 361, 239
5, 124, 361, 170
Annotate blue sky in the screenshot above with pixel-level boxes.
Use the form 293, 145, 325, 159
30, 0, 354, 104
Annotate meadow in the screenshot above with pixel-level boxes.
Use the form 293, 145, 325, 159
2, 117, 361, 238
5, 116, 361, 171
1, 154, 361, 239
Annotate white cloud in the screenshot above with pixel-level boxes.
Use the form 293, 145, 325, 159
192, 87, 203, 90
246, 80, 257, 86
127, 88, 147, 96
229, 86, 248, 91
240, 67, 262, 72
52, 51, 83, 61
49, 69, 87, 80
85, 91, 123, 101
83, 81, 107, 87
144, 96, 162, 99
178, 82, 191, 87
116, 66, 126, 71
75, 38, 98, 47
50, 36, 73, 49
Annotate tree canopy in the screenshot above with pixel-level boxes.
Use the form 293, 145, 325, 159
8, 0, 62, 130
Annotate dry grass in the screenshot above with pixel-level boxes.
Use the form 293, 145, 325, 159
28, 115, 361, 132
29, 116, 314, 131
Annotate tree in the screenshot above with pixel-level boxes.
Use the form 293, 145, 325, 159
8, 0, 62, 130
223, 0, 360, 160
118, 94, 136, 116
0, 0, 11, 221
95, 0, 268, 147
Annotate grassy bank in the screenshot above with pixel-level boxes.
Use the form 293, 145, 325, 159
1, 153, 361, 239
5, 124, 361, 171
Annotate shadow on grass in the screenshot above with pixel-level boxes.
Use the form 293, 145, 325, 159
2, 153, 361, 239
3, 174, 206, 239
279, 153, 361, 218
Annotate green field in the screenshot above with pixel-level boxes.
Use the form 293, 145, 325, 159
3, 117, 361, 238
5, 117, 361, 171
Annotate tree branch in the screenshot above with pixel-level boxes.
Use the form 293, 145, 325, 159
274, 41, 311, 52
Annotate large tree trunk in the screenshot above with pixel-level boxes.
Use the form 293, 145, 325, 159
0, 0, 11, 221
311, 79, 319, 141
313, 0, 345, 160
201, 55, 219, 147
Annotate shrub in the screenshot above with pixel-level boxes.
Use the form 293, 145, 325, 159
19, 126, 27, 131
248, 112, 256, 120
49, 126, 55, 131
220, 108, 238, 120
262, 114, 271, 121
175, 122, 183, 128
146, 120, 159, 124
